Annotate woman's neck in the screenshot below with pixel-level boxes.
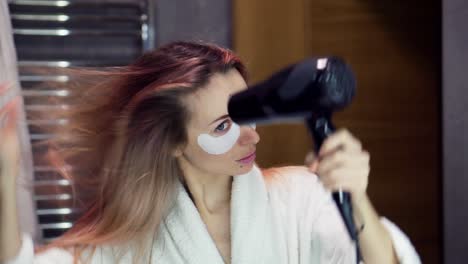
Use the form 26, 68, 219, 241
179, 164, 233, 214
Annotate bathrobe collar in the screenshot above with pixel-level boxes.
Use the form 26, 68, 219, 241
162, 164, 269, 264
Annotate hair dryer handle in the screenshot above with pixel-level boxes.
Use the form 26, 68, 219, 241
306, 116, 358, 242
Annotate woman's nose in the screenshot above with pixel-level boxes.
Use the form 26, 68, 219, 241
238, 125, 260, 145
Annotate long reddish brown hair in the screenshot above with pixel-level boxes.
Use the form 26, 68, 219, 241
36, 41, 247, 263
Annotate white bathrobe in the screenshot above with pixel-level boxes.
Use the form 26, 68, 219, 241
8, 165, 421, 264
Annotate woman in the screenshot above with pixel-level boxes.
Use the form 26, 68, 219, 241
1, 41, 420, 263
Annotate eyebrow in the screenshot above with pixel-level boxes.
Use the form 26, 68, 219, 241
209, 114, 230, 126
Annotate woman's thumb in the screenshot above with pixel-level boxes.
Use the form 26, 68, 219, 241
304, 151, 319, 172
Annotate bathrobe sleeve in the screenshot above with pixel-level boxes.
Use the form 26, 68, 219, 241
283, 166, 422, 264
5, 233, 74, 264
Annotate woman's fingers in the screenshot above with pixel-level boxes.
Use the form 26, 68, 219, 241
1, 96, 20, 132
317, 149, 369, 176
0, 83, 12, 96
318, 129, 362, 157
0, 95, 21, 168
316, 149, 346, 176
309, 128, 371, 198
305, 151, 320, 173
0, 83, 19, 119
304, 151, 315, 166
319, 160, 370, 194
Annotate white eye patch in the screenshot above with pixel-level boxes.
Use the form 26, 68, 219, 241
197, 122, 241, 155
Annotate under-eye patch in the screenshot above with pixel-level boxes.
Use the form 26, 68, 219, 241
197, 122, 241, 155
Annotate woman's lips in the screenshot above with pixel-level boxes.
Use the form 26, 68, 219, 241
237, 151, 256, 164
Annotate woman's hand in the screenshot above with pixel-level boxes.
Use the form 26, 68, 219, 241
305, 129, 401, 264
305, 128, 370, 204
0, 83, 22, 261
0, 83, 21, 183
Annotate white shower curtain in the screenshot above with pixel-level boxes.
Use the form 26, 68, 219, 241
0, 0, 39, 242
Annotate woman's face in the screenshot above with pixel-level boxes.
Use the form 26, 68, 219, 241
176, 69, 260, 178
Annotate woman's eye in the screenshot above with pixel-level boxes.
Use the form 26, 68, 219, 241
215, 120, 230, 133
